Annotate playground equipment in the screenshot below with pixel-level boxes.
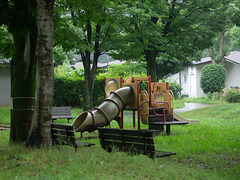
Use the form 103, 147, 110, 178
72, 76, 188, 134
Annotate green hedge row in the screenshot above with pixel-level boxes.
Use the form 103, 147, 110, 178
54, 76, 105, 108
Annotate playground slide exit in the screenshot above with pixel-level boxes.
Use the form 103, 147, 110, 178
71, 86, 135, 132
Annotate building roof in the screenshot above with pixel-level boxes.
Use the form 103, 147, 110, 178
71, 60, 127, 69
224, 51, 240, 65
192, 51, 240, 66
193, 57, 212, 65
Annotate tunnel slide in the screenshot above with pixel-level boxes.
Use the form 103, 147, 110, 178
71, 86, 135, 132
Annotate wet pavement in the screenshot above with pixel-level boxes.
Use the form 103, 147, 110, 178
174, 103, 211, 113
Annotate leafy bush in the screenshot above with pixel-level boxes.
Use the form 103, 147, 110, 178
224, 88, 240, 103
168, 80, 183, 99
200, 64, 226, 94
54, 74, 104, 108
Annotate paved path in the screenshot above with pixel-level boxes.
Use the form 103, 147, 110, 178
174, 103, 211, 113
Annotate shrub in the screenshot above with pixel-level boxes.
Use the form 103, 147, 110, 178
54, 75, 105, 108
168, 80, 183, 99
224, 88, 240, 103
200, 64, 226, 94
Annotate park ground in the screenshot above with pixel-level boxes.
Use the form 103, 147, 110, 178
0, 98, 239, 179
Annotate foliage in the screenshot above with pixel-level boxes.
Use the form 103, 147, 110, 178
207, 2, 240, 64
0, 25, 12, 59
168, 80, 183, 99
230, 26, 240, 50
106, 61, 147, 79
54, 0, 117, 110
54, 60, 73, 76
53, 45, 74, 66
54, 73, 105, 108
224, 88, 240, 103
200, 64, 226, 94
109, 0, 230, 81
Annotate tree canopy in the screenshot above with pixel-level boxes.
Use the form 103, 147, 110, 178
107, 0, 232, 81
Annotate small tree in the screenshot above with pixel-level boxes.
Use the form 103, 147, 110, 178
200, 64, 226, 94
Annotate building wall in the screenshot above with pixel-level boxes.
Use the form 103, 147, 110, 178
224, 61, 240, 88
195, 63, 210, 97
180, 68, 189, 96
0, 68, 11, 106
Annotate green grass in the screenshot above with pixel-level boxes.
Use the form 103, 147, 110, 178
0, 104, 240, 179
0, 106, 10, 125
174, 98, 185, 108
184, 96, 226, 104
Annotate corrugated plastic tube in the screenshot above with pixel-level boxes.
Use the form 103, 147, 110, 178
71, 86, 135, 132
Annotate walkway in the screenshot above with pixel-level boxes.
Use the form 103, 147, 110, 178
174, 103, 211, 113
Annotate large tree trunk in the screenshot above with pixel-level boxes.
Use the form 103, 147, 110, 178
145, 49, 158, 82
26, 0, 55, 147
10, 2, 37, 144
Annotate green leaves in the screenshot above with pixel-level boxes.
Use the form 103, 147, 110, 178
200, 64, 226, 94
0, 25, 13, 59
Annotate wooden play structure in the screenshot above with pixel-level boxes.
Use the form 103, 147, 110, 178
72, 76, 188, 135
104, 76, 188, 135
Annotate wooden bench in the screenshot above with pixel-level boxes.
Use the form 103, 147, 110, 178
51, 123, 95, 149
51, 107, 75, 123
149, 121, 189, 135
98, 127, 176, 158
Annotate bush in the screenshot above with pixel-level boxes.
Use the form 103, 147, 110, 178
200, 64, 226, 94
54, 75, 105, 108
224, 88, 240, 103
168, 80, 183, 99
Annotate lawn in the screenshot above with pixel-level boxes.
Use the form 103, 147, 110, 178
0, 103, 239, 179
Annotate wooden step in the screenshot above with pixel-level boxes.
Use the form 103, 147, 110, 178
149, 121, 189, 125
148, 114, 173, 122
148, 107, 165, 115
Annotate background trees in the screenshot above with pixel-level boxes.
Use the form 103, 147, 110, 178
54, 0, 116, 110
108, 0, 229, 81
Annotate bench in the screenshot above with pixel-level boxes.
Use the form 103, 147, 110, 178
98, 127, 176, 158
51, 107, 75, 123
51, 123, 95, 149
149, 121, 189, 135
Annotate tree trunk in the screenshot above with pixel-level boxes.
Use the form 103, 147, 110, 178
10, 33, 37, 143
219, 31, 225, 65
10, 1, 38, 144
145, 49, 158, 82
209, 47, 216, 63
26, 0, 55, 147
81, 23, 101, 111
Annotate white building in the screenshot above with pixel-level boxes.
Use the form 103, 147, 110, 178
169, 51, 240, 98
0, 60, 10, 106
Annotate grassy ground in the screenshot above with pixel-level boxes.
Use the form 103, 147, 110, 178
0, 106, 10, 125
0, 102, 239, 179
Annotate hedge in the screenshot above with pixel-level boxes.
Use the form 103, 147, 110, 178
54, 75, 105, 108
